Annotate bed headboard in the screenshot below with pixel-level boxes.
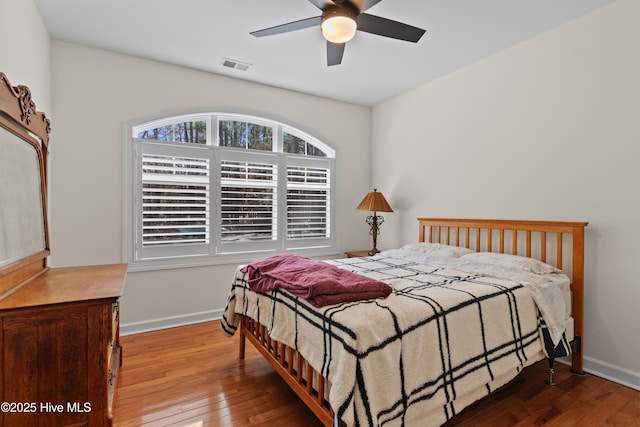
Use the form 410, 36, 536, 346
417, 217, 588, 373
0, 73, 51, 300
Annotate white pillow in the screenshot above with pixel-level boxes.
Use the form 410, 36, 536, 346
458, 252, 561, 275
400, 242, 475, 258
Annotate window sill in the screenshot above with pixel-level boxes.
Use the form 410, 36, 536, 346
125, 246, 341, 272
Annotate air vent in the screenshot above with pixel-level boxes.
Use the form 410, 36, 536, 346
221, 58, 251, 71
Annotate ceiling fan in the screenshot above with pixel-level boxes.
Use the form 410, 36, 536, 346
250, 0, 426, 66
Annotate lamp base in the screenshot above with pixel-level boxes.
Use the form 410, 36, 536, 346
365, 214, 384, 256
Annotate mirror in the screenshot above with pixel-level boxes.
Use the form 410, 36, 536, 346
0, 125, 46, 267
0, 72, 50, 299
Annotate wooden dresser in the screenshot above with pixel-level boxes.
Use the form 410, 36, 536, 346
0, 73, 129, 426
0, 264, 127, 427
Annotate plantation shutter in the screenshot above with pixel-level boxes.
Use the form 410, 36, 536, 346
284, 155, 333, 251
218, 150, 278, 253
136, 140, 212, 260
287, 166, 330, 239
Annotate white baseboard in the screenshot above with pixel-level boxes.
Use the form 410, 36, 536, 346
120, 309, 223, 336
121, 313, 640, 393
583, 356, 640, 391
557, 355, 640, 391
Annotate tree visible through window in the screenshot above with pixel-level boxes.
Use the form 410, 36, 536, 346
137, 120, 207, 144
219, 120, 273, 150
124, 113, 336, 270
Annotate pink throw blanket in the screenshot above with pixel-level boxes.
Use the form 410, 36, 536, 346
240, 254, 392, 307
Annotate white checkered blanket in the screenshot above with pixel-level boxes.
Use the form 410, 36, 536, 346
221, 254, 567, 426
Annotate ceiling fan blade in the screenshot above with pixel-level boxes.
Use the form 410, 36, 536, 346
251, 16, 322, 37
327, 41, 345, 66
357, 13, 425, 42
307, 0, 336, 11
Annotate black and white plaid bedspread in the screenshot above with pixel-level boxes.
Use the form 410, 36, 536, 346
221, 255, 569, 427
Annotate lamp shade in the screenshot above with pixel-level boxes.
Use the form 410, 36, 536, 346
356, 189, 393, 213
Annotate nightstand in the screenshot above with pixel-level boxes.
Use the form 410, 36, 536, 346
344, 250, 372, 258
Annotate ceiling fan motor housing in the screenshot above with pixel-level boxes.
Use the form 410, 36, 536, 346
321, 3, 359, 24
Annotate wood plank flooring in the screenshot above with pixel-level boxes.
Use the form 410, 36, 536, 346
113, 320, 640, 426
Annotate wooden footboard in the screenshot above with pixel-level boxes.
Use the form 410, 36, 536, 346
238, 316, 334, 426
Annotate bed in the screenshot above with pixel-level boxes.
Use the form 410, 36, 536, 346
221, 218, 587, 426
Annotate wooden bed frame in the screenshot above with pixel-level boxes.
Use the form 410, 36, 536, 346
238, 218, 588, 427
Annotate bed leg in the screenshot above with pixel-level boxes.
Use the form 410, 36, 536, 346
571, 336, 585, 375
545, 358, 556, 386
239, 320, 246, 360
239, 334, 246, 359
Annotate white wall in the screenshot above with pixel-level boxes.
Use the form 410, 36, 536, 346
49, 41, 372, 329
371, 0, 639, 388
0, 0, 51, 114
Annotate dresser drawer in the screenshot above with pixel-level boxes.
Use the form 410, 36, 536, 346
107, 302, 120, 372
106, 299, 121, 422
111, 302, 119, 344
107, 340, 121, 420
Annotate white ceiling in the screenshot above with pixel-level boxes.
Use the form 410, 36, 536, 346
34, 0, 617, 107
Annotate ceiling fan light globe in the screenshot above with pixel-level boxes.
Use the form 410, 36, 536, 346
321, 16, 357, 43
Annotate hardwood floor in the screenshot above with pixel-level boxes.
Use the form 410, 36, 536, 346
114, 320, 640, 427
113, 320, 323, 427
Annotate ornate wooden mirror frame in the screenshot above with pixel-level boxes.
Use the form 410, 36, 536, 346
0, 72, 51, 300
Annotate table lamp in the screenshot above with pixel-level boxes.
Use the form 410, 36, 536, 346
356, 189, 393, 255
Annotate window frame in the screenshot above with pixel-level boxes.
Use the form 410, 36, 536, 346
122, 112, 337, 272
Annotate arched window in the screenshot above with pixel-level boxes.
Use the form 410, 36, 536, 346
123, 113, 336, 271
